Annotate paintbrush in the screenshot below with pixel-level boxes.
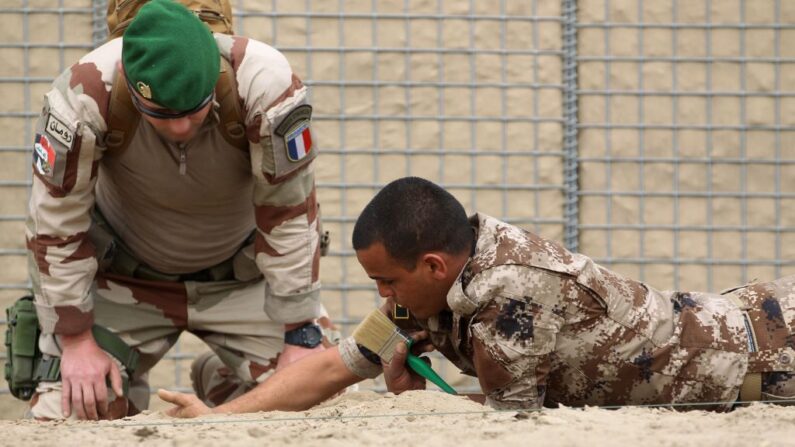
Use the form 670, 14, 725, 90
352, 309, 457, 394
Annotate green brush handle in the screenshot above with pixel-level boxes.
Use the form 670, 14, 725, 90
405, 340, 457, 395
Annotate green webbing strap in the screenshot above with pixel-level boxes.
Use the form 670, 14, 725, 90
91, 325, 140, 374
35, 357, 60, 382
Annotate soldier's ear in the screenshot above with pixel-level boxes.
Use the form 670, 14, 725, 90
421, 253, 448, 280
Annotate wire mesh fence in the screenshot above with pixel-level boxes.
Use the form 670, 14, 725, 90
0, 0, 793, 410
576, 0, 795, 291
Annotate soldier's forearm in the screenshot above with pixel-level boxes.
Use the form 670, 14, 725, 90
212, 346, 361, 414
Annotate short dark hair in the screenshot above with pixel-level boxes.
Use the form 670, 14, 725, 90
352, 177, 473, 269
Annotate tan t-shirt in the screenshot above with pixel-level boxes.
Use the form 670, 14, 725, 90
96, 111, 255, 274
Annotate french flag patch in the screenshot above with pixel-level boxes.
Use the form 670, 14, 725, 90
286, 122, 313, 162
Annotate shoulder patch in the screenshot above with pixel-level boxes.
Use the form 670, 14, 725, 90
265, 101, 318, 182
33, 133, 57, 177
45, 112, 76, 148
275, 104, 313, 162
33, 110, 76, 190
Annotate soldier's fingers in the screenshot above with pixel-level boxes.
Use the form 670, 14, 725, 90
408, 330, 429, 342
383, 341, 409, 379
157, 388, 175, 403
318, 316, 336, 330
109, 361, 123, 398
394, 340, 408, 361
71, 382, 86, 420
158, 389, 180, 404
82, 383, 99, 420
158, 388, 189, 406
407, 331, 434, 354
61, 379, 72, 418
94, 379, 109, 420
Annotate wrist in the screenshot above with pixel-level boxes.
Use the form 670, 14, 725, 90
283, 322, 323, 348
59, 328, 96, 349
284, 320, 315, 332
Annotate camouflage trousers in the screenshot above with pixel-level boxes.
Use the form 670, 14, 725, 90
724, 275, 795, 404
30, 272, 286, 420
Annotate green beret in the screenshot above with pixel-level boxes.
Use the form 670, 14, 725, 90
122, 0, 220, 112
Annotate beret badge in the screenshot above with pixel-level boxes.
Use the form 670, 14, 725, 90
136, 81, 152, 99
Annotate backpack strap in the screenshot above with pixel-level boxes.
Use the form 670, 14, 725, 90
104, 71, 140, 156
103, 57, 247, 156
215, 57, 248, 151
107, 0, 235, 40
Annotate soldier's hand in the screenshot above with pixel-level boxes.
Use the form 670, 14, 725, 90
59, 330, 123, 420
157, 389, 212, 418
276, 344, 326, 370
382, 331, 431, 394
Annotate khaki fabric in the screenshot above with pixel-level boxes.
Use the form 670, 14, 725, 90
29, 274, 283, 419
26, 33, 323, 343
342, 214, 795, 410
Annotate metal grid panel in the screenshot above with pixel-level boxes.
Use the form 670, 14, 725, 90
3, 0, 792, 407
0, 1, 97, 297
232, 0, 566, 392
0, 0, 566, 400
0, 0, 100, 405
576, 0, 795, 292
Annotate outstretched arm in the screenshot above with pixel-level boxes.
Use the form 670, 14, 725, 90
159, 346, 362, 417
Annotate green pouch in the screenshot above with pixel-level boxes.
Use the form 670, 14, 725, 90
4, 295, 140, 400
4, 296, 41, 400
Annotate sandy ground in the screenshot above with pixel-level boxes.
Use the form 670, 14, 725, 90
0, 390, 793, 447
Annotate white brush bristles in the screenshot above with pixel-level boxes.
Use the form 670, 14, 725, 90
352, 309, 410, 362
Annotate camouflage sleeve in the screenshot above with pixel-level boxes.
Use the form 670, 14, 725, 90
222, 35, 321, 323
26, 44, 114, 335
470, 300, 554, 410
338, 335, 383, 379
466, 267, 564, 410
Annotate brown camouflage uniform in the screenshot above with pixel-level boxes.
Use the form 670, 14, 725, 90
26, 34, 323, 418
340, 213, 795, 410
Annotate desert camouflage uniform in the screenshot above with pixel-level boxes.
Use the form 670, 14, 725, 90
25, 34, 323, 418
340, 213, 795, 410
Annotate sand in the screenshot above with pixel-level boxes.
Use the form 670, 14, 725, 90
1, 390, 793, 447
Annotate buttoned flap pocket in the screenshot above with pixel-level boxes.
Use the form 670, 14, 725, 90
261, 86, 317, 182
673, 292, 749, 353
470, 297, 560, 363
748, 347, 795, 373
